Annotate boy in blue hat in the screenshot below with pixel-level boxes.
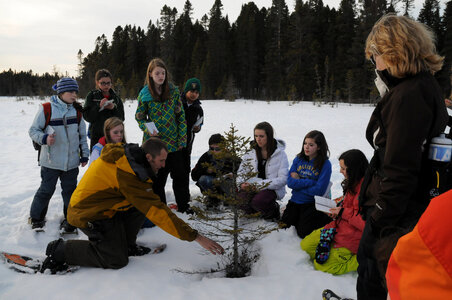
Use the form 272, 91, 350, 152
28, 77, 90, 232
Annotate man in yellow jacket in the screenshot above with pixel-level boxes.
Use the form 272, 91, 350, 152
40, 137, 223, 273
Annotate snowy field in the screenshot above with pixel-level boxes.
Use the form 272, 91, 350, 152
0, 97, 375, 300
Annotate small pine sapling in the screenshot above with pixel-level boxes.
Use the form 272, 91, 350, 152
189, 124, 281, 278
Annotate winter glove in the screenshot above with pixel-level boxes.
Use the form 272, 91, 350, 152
315, 228, 336, 264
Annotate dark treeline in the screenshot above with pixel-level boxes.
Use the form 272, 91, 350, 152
1, 0, 452, 102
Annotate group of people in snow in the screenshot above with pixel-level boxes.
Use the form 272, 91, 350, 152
26, 14, 451, 300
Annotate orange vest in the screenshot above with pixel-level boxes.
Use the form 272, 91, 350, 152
386, 190, 452, 299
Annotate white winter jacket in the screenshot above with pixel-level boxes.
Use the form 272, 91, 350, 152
29, 96, 89, 171
238, 139, 289, 200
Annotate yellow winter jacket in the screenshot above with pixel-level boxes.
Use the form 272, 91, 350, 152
68, 143, 198, 242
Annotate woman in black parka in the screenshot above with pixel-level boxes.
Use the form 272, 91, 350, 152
357, 14, 449, 300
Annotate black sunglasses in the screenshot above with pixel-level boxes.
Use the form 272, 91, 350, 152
209, 146, 221, 151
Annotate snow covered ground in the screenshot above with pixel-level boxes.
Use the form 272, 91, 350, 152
0, 97, 375, 300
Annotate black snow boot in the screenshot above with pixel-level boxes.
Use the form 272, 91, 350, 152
40, 238, 68, 274
60, 218, 76, 233
128, 244, 151, 256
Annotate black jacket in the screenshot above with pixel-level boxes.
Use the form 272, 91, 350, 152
361, 71, 448, 232
181, 95, 203, 152
83, 89, 124, 148
191, 151, 240, 182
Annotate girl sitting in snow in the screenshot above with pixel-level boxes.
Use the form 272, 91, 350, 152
281, 130, 332, 238
237, 121, 289, 220
300, 149, 368, 275
89, 117, 126, 165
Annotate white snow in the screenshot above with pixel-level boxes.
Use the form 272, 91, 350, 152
0, 97, 375, 300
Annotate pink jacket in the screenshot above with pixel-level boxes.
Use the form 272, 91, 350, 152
324, 179, 365, 254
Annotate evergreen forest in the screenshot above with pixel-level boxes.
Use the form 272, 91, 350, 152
1, 0, 452, 102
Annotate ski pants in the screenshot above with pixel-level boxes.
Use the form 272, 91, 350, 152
238, 189, 279, 219
356, 208, 388, 300
281, 201, 332, 238
64, 208, 145, 269
301, 227, 359, 275
30, 166, 79, 221
153, 150, 191, 213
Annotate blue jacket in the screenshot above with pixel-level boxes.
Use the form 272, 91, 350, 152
287, 156, 332, 204
29, 96, 90, 171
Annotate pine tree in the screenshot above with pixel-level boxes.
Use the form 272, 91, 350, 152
189, 125, 280, 278
401, 0, 415, 16
263, 0, 289, 100
159, 5, 178, 70
437, 0, 452, 96
145, 20, 161, 62
204, 0, 230, 98
232, 3, 265, 98
172, 0, 195, 86
418, 0, 442, 46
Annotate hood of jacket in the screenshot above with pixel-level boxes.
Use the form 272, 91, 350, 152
100, 143, 156, 182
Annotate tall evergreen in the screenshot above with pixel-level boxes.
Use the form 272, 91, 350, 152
263, 0, 289, 100
418, 0, 442, 44
159, 5, 178, 72
172, 0, 195, 86
232, 3, 266, 98
189, 21, 208, 81
437, 0, 452, 96
335, 0, 357, 99
204, 0, 230, 98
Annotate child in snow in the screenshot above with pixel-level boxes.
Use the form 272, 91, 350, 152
237, 121, 289, 220
300, 149, 368, 275
28, 77, 89, 232
135, 58, 190, 213
83, 69, 124, 150
191, 133, 240, 207
181, 77, 203, 157
89, 117, 126, 165
281, 130, 332, 238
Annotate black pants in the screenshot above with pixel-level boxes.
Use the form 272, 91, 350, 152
356, 208, 388, 300
153, 150, 191, 212
64, 208, 145, 269
281, 201, 331, 238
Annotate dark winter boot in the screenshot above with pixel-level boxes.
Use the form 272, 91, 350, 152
28, 217, 45, 230
40, 238, 68, 274
322, 289, 354, 300
60, 219, 76, 233
128, 244, 151, 256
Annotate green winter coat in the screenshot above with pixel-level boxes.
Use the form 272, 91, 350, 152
135, 84, 187, 153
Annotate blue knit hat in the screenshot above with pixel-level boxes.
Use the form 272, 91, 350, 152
52, 77, 79, 94
184, 78, 201, 94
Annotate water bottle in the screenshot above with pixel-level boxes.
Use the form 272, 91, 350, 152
428, 133, 452, 162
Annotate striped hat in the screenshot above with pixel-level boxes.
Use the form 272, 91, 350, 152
52, 77, 79, 94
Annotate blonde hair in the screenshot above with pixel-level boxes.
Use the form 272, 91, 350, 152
365, 14, 444, 77
145, 58, 170, 102
103, 117, 126, 144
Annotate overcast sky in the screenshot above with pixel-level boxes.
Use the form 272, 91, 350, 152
0, 0, 432, 77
